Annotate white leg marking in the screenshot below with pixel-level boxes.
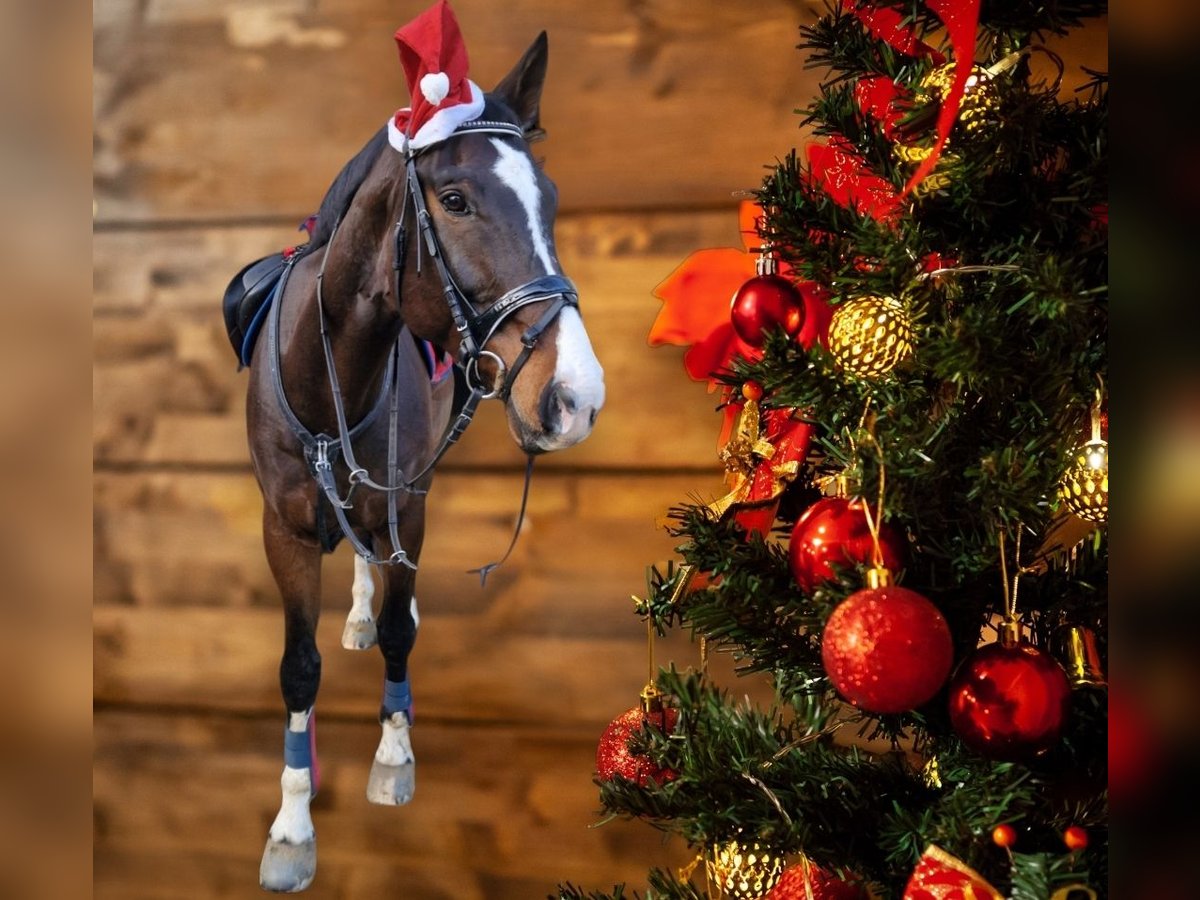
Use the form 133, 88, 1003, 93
269, 710, 314, 844
350, 555, 374, 622
375, 711, 415, 767
343, 556, 378, 650
490, 138, 555, 274
269, 766, 315, 844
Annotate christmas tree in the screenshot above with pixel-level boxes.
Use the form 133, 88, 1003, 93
558, 1, 1107, 898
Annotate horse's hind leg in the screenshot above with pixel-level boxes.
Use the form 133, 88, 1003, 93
259, 511, 323, 893
366, 556, 420, 806
341, 555, 378, 650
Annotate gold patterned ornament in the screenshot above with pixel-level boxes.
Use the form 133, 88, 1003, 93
895, 61, 1004, 193
707, 839, 785, 899
918, 63, 1000, 135
1058, 399, 1108, 524
828, 296, 914, 378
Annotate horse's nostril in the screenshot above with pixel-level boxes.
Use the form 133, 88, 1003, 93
560, 389, 577, 414
588, 408, 598, 427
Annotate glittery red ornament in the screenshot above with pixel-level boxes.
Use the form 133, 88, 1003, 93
764, 860, 870, 900
948, 640, 1071, 760
821, 581, 954, 714
788, 497, 906, 593
730, 274, 806, 348
595, 704, 679, 786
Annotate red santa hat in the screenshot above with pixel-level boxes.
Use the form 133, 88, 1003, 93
388, 0, 485, 153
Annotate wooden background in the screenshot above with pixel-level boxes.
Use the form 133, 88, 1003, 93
92, 2, 1107, 898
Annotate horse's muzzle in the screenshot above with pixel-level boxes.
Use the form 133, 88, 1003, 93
533, 380, 603, 452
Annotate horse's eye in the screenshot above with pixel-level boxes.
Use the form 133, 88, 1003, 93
439, 191, 469, 215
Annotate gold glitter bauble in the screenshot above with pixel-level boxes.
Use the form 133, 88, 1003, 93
707, 840, 784, 899
919, 63, 999, 135
1058, 439, 1108, 523
828, 296, 914, 378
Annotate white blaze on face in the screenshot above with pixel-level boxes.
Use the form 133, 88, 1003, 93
489, 138, 605, 447
552, 306, 605, 437
489, 138, 555, 274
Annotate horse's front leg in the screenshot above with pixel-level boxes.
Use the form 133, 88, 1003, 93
366, 517, 424, 806
259, 508, 324, 893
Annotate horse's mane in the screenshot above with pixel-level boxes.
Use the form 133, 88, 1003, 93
294, 125, 390, 260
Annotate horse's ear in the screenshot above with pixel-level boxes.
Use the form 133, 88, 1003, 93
493, 31, 549, 142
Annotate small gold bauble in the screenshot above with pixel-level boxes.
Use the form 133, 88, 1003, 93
1058, 438, 1108, 523
707, 840, 784, 899
828, 296, 914, 378
919, 63, 999, 135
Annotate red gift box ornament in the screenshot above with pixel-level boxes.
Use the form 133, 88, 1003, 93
903, 845, 1096, 900
706, 383, 813, 538
903, 845, 1003, 900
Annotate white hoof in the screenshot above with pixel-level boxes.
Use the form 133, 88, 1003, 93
260, 837, 316, 893
340, 617, 377, 650
366, 759, 415, 806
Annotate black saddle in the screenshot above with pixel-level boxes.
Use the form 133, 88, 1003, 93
222, 252, 290, 367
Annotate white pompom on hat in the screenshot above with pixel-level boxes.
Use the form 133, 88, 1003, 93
388, 0, 486, 152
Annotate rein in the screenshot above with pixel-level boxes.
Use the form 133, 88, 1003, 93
270, 117, 577, 575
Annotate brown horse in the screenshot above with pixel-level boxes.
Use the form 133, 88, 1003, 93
240, 32, 604, 892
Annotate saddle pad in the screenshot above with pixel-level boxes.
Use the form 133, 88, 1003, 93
222, 252, 288, 368
222, 251, 455, 384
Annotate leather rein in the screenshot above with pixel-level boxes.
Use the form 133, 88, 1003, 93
268, 118, 578, 571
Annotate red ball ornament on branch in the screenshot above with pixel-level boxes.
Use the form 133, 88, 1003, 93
729, 251, 806, 348
821, 568, 954, 714
948, 621, 1071, 760
788, 496, 906, 593
596, 688, 679, 787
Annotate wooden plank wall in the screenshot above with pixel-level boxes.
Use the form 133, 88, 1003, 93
93, 3, 1107, 898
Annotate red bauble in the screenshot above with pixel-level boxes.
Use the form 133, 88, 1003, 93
764, 862, 870, 900
730, 274, 806, 348
595, 704, 679, 786
821, 584, 954, 714
788, 497, 906, 593
948, 641, 1071, 760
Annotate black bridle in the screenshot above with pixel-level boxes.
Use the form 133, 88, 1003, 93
401, 119, 579, 401
269, 117, 577, 572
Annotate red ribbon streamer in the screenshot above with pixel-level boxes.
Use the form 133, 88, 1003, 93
902, 0, 983, 196
842, 1, 983, 198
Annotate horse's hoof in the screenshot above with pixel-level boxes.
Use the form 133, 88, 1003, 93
260, 837, 316, 893
366, 759, 415, 806
341, 618, 377, 650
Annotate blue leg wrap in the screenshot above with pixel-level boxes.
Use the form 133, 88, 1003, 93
283, 713, 319, 796
382, 678, 412, 722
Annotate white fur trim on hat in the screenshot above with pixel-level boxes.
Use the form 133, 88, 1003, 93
388, 80, 485, 153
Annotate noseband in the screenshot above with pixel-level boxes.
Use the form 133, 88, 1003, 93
270, 117, 576, 571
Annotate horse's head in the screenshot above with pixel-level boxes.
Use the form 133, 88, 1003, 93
399, 33, 604, 455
